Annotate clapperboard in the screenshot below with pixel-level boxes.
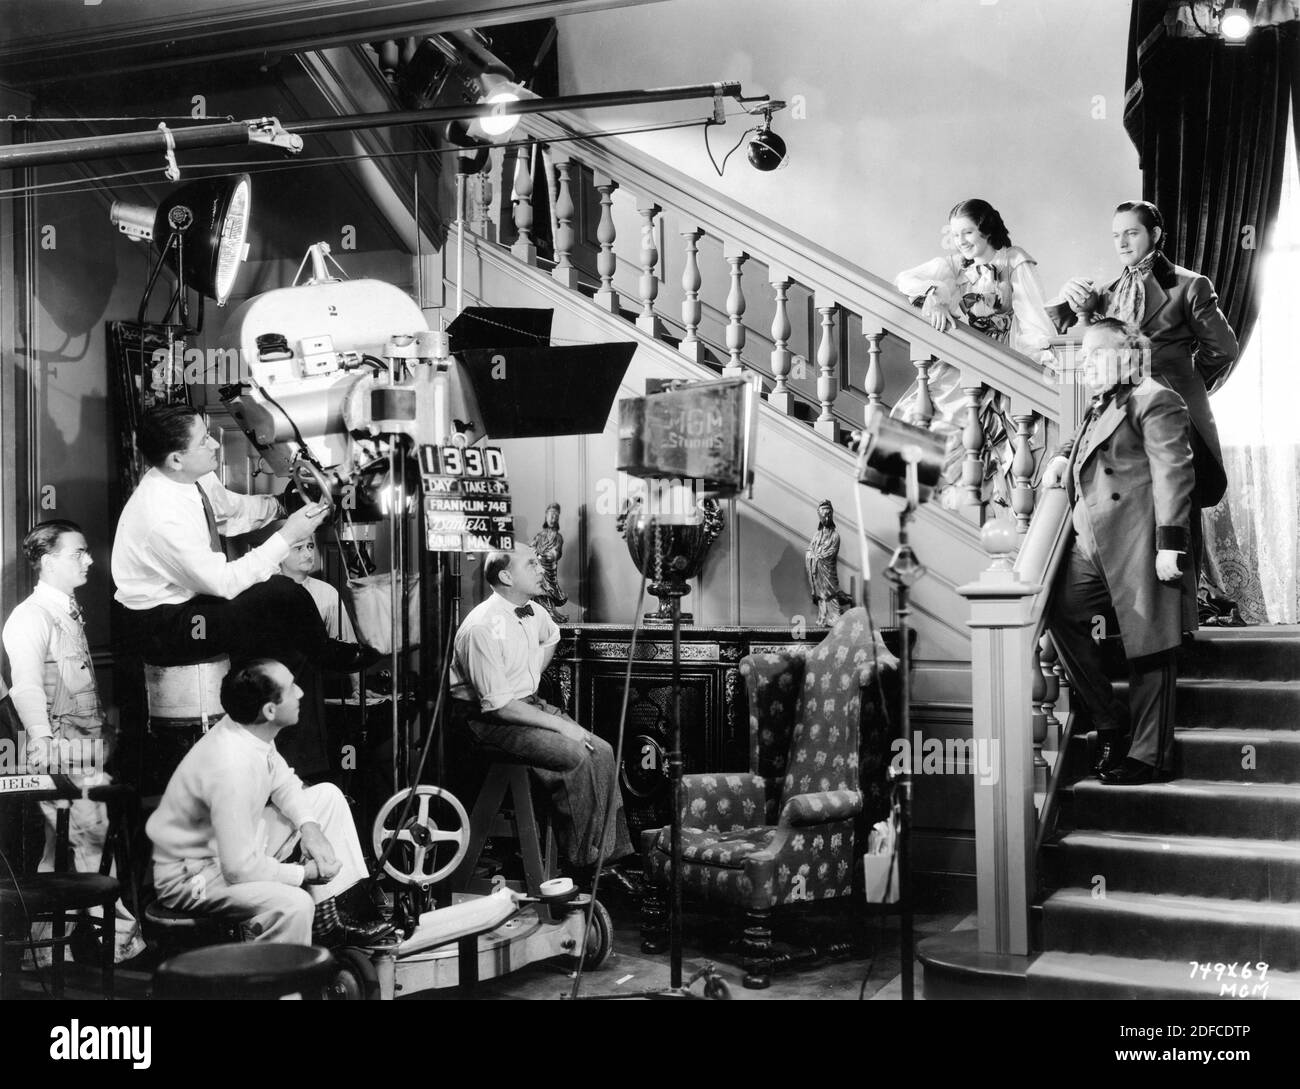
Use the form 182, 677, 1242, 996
419, 444, 515, 553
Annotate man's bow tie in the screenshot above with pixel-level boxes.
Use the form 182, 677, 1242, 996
514, 603, 535, 619
960, 257, 974, 269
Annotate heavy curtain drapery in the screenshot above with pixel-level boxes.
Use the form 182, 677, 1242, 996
1123, 4, 1300, 371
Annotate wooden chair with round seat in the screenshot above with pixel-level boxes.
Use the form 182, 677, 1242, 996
152, 942, 336, 1000
0, 871, 120, 999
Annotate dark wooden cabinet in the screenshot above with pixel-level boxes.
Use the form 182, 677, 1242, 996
546, 624, 827, 838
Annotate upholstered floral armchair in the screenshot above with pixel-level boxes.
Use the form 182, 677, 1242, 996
639, 607, 898, 988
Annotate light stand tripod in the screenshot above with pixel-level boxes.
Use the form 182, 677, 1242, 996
882, 460, 926, 1002
579, 512, 731, 1001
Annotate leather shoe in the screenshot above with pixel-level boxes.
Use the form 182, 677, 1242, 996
331, 910, 396, 947
1099, 757, 1171, 786
1091, 731, 1130, 777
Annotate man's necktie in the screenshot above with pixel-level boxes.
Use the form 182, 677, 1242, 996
514, 603, 535, 619
196, 484, 222, 553
68, 598, 81, 623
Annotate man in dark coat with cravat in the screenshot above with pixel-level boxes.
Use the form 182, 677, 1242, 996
1047, 200, 1237, 512
1044, 319, 1197, 786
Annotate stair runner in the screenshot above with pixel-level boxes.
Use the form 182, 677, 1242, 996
1031, 627, 1300, 999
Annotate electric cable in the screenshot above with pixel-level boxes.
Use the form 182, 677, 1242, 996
568, 557, 649, 999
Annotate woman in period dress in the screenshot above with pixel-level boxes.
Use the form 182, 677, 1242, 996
892, 198, 1056, 510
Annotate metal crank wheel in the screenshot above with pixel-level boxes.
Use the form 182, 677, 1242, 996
290, 456, 335, 512
372, 785, 470, 887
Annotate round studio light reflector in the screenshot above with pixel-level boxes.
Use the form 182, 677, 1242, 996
479, 91, 522, 137
1220, 6, 1251, 41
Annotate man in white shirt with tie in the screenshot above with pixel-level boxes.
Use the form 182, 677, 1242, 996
450, 549, 634, 885
2, 520, 145, 963
111, 404, 376, 674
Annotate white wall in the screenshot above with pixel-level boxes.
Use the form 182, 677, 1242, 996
555, 0, 1141, 295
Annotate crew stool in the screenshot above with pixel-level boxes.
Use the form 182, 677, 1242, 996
453, 761, 556, 897
0, 872, 120, 999
152, 942, 336, 1000
142, 900, 242, 958
141, 654, 230, 795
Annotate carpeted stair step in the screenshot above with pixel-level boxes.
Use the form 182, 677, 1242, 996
1176, 727, 1300, 782
1041, 887, 1300, 970
1061, 779, 1300, 839
1104, 679, 1300, 731
1042, 830, 1300, 902
1063, 726, 1300, 783
1027, 950, 1300, 1000
1178, 628, 1300, 683
1097, 629, 1300, 684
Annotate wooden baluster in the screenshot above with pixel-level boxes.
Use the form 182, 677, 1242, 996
679, 227, 705, 364
473, 169, 493, 241
909, 359, 935, 427
961, 386, 985, 506
1039, 632, 1062, 758
551, 153, 579, 288
635, 199, 663, 336
769, 271, 793, 414
723, 242, 748, 376
511, 142, 536, 265
863, 332, 884, 411
593, 173, 620, 313
1011, 413, 1037, 532
814, 296, 839, 440
375, 40, 401, 81
1032, 643, 1049, 795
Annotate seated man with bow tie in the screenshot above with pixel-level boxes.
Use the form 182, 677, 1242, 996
111, 404, 377, 676
449, 548, 634, 885
1041, 318, 1198, 786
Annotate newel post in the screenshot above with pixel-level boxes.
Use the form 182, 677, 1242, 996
958, 520, 1041, 956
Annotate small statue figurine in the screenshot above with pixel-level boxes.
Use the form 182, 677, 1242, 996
530, 501, 569, 622
805, 498, 854, 626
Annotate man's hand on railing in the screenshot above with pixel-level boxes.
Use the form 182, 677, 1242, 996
1041, 455, 1070, 489
1057, 277, 1098, 314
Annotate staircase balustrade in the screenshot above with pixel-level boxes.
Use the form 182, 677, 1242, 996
465, 114, 1068, 533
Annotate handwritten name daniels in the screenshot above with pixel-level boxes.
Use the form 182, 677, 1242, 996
49, 1022, 151, 1070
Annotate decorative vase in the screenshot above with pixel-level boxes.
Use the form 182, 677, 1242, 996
618, 494, 724, 623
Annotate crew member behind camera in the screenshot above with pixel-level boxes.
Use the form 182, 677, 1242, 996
1043, 319, 1197, 786
2, 520, 145, 963
111, 403, 377, 674
147, 659, 391, 945
450, 548, 635, 885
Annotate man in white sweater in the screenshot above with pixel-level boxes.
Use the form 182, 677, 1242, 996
146, 659, 391, 945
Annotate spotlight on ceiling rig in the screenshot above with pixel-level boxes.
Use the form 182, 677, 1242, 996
747, 100, 789, 172
111, 174, 253, 329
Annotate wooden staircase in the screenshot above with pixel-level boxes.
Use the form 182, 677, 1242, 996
1029, 627, 1300, 999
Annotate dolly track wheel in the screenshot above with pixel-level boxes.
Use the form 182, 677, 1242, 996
565, 899, 613, 971
372, 786, 470, 887
328, 947, 380, 1000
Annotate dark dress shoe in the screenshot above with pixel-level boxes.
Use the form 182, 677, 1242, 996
331, 911, 397, 947
1099, 758, 1172, 786
1091, 732, 1131, 777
